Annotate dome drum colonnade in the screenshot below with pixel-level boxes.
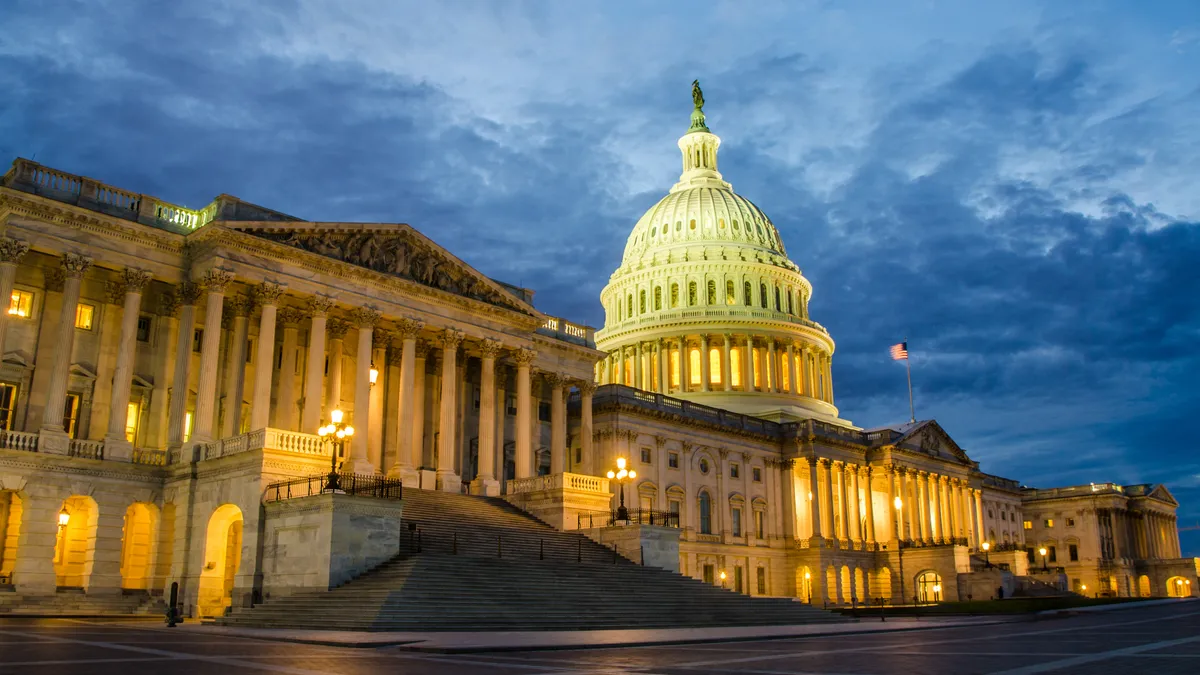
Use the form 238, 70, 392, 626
595, 83, 837, 422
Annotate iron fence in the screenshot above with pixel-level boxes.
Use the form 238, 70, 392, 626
263, 472, 403, 502
577, 508, 680, 529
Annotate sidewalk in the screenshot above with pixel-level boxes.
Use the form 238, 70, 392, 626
1036, 596, 1197, 616
183, 616, 1015, 653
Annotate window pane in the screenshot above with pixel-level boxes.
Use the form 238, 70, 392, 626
125, 403, 139, 443
709, 348, 721, 385
75, 303, 94, 330
730, 347, 742, 387
689, 348, 701, 386
670, 350, 680, 387
9, 290, 33, 318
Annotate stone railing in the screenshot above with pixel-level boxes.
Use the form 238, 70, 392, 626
132, 448, 168, 466
506, 471, 610, 495
536, 316, 596, 347
1024, 483, 1125, 500
0, 430, 39, 452
203, 427, 329, 461
68, 438, 105, 460
588, 385, 785, 437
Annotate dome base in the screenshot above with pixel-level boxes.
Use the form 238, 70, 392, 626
672, 391, 853, 427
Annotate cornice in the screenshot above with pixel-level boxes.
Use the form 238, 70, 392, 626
592, 398, 781, 444
0, 189, 185, 256
0, 451, 167, 483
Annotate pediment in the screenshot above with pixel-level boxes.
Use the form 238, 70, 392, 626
69, 363, 97, 380
235, 223, 538, 316
1147, 484, 1178, 506
895, 420, 972, 465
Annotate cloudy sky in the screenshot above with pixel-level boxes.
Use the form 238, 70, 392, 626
4, 1, 1199, 553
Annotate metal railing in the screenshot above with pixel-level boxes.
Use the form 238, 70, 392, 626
577, 508, 680, 529
263, 473, 403, 502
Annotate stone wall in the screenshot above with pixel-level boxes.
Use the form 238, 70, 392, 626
582, 523, 680, 572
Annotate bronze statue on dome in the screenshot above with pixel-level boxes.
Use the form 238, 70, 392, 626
692, 79, 705, 112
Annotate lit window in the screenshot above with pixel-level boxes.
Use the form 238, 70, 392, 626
706, 280, 716, 305
63, 394, 81, 438
183, 412, 193, 442
0, 382, 17, 430
654, 287, 662, 311
726, 280, 735, 305
730, 347, 743, 387
755, 511, 765, 539
125, 402, 140, 443
709, 347, 721, 385
1044, 519, 1054, 528
670, 283, 679, 309
688, 282, 697, 306
75, 303, 95, 330
756, 566, 766, 594
670, 349, 680, 387
752, 349, 761, 389
781, 356, 790, 391
9, 290, 33, 318
689, 348, 701, 386
1023, 520, 1033, 530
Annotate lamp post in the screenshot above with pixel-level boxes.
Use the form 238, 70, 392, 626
982, 541, 991, 569
719, 569, 727, 589
894, 496, 906, 605
317, 409, 354, 493
932, 583, 942, 603
57, 507, 70, 530
803, 570, 811, 603
606, 457, 637, 523
1038, 546, 1048, 572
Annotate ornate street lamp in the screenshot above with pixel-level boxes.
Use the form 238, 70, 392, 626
982, 540, 991, 569
1038, 546, 1048, 572
606, 457, 637, 523
317, 409, 354, 493
57, 507, 70, 529
719, 569, 727, 589
369, 364, 379, 386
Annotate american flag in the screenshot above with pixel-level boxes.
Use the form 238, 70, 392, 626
890, 342, 908, 361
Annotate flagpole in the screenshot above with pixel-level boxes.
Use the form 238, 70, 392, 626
905, 337, 915, 423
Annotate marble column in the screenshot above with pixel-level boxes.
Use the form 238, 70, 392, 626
248, 282, 282, 432
345, 307, 380, 474
849, 465, 861, 543
819, 459, 835, 539
274, 306, 305, 431
325, 318, 348, 415
699, 334, 711, 391
391, 318, 424, 483
837, 462, 850, 541
368, 329, 392, 471
656, 339, 667, 393
973, 488, 985, 549
0, 238, 30, 354
300, 296, 335, 432
190, 269, 233, 445
548, 372, 567, 475
786, 341, 797, 395
580, 381, 596, 474
767, 339, 778, 393
513, 348, 535, 478
808, 460, 824, 540
909, 472, 921, 541
167, 283, 201, 449
634, 342, 643, 390
826, 354, 835, 404
741, 337, 754, 391
679, 336, 690, 392
410, 342, 429, 471
40, 254, 93, 445
721, 334, 732, 392
434, 328, 463, 490
885, 466, 898, 542
220, 293, 253, 438
470, 338, 501, 495
616, 348, 626, 387
103, 268, 153, 458
939, 477, 952, 542
862, 466, 876, 544
149, 292, 179, 450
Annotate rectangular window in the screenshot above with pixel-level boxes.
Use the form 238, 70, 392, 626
640, 495, 653, 512
1069, 544, 1079, 562
1067, 518, 1075, 527
730, 463, 739, 479
734, 566, 744, 594
703, 564, 715, 585
538, 401, 550, 422
751, 349, 761, 388
709, 348, 721, 385
125, 402, 140, 443
183, 411, 193, 442
756, 567, 767, 595
74, 303, 95, 330
1023, 520, 1033, 530
136, 316, 152, 342
1044, 519, 1054, 528
1001, 511, 1007, 521
755, 510, 765, 539
668, 452, 679, 468
668, 499, 681, 526
8, 289, 33, 318
732, 507, 742, 537
640, 447, 651, 464
730, 347, 742, 387
193, 329, 204, 352
670, 349, 680, 387
1048, 546, 1057, 563
0, 383, 17, 430
506, 395, 517, 416
688, 348, 701, 386
63, 394, 81, 438
753, 467, 762, 482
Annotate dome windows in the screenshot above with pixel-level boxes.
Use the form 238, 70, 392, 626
743, 281, 752, 306
706, 280, 716, 305
675, 221, 682, 232
689, 219, 697, 230
670, 283, 679, 308
662, 223, 669, 236
688, 282, 697, 306
760, 284, 768, 309
719, 218, 725, 229
726, 280, 735, 305
733, 220, 739, 231
654, 286, 662, 311
640, 290, 647, 314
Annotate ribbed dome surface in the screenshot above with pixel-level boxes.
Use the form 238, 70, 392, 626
621, 187, 788, 265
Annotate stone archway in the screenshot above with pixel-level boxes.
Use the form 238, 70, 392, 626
916, 570, 943, 604
0, 490, 22, 584
1166, 576, 1192, 598
119, 503, 159, 591
55, 495, 99, 589
1138, 575, 1151, 597
198, 504, 243, 618
797, 565, 814, 603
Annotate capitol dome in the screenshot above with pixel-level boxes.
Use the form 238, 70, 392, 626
594, 82, 842, 423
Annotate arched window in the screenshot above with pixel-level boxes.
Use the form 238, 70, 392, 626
689, 219, 697, 230
744, 281, 752, 306
706, 280, 716, 305
916, 571, 943, 603
662, 223, 669, 236
730, 347, 742, 387
733, 219, 740, 231
654, 287, 662, 311
689, 348, 701, 386
670, 283, 679, 308
627, 293, 634, 317
726, 280, 735, 305
787, 289, 794, 315
774, 286, 781, 311
670, 348, 681, 388
688, 282, 698, 306
709, 348, 721, 386
699, 491, 712, 535
639, 290, 646, 314
760, 284, 768, 308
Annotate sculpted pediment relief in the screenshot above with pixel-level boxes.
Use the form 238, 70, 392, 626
899, 421, 971, 465
240, 225, 534, 315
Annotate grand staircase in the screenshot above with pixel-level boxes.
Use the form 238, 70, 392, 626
216, 489, 845, 631
0, 589, 165, 616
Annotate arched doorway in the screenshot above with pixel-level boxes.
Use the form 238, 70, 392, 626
840, 565, 852, 604
55, 496, 99, 589
872, 566, 893, 603
854, 567, 867, 603
916, 570, 943, 604
825, 566, 838, 605
0, 491, 22, 584
1138, 575, 1151, 597
119, 503, 158, 590
198, 504, 243, 618
1166, 577, 1192, 598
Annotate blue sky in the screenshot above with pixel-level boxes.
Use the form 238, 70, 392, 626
4, 1, 1199, 553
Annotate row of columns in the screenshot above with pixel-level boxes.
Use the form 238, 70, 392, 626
1138, 511, 1181, 560
599, 335, 832, 403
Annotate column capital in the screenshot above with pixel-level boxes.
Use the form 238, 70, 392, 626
305, 294, 336, 316
546, 372, 567, 389
60, 253, 93, 279
253, 280, 285, 305
201, 268, 235, 293
326, 317, 350, 339
0, 237, 30, 264
818, 457, 832, 468
373, 328, 395, 349
579, 380, 598, 396
514, 347, 536, 366
479, 337, 503, 359
438, 327, 465, 350
278, 306, 306, 327
120, 268, 153, 293
176, 281, 203, 306
806, 456, 819, 468
859, 464, 873, 477
159, 291, 181, 317
104, 280, 126, 305
348, 306, 382, 328
227, 293, 254, 318
414, 340, 432, 359
397, 317, 425, 339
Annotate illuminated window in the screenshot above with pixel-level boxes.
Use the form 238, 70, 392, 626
689, 219, 696, 230
1023, 520, 1033, 530
624, 357, 633, 386
752, 349, 762, 389
726, 280, 735, 305
782, 358, 790, 391
654, 287, 662, 311
184, 412, 194, 442
687, 282, 697, 306
730, 347, 742, 388
706, 280, 716, 305
0, 383, 17, 430
125, 402, 140, 443
689, 348, 701, 386
1044, 519, 1054, 528
709, 348, 721, 385
9, 289, 33, 318
670, 283, 679, 308
63, 394, 81, 438
670, 349, 680, 387
75, 303, 95, 330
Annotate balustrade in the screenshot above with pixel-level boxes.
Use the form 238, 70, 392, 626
67, 439, 104, 460
0, 430, 39, 452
